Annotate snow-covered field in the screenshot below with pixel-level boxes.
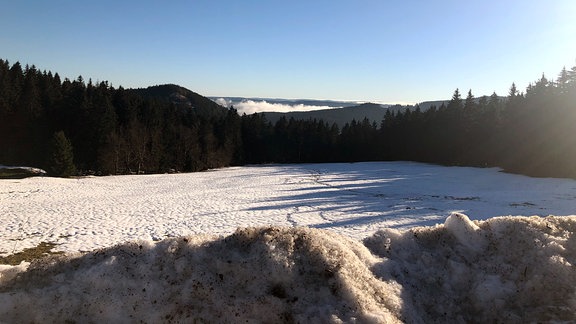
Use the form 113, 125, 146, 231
1, 162, 576, 322
2, 161, 575, 255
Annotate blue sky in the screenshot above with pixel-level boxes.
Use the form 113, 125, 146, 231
2, 1, 575, 104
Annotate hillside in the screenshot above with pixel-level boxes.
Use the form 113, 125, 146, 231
130, 84, 228, 118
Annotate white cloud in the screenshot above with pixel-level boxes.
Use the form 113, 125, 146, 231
214, 98, 232, 107
214, 98, 342, 114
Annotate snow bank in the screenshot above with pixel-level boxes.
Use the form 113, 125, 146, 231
365, 213, 576, 322
1, 214, 575, 322
0, 227, 404, 323
0, 262, 29, 284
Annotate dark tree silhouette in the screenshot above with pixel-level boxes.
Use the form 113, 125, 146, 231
48, 131, 76, 177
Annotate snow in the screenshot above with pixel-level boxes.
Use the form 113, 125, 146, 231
444, 212, 487, 252
1, 161, 576, 321
364, 213, 576, 322
0, 165, 46, 178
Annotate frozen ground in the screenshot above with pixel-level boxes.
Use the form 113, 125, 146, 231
1, 162, 576, 322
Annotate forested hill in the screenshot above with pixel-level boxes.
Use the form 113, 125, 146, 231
129, 84, 228, 119
0, 60, 240, 175
1, 58, 575, 179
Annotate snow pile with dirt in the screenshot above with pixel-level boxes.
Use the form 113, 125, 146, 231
365, 213, 576, 322
1, 214, 575, 322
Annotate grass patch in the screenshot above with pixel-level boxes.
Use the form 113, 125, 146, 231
0, 242, 63, 266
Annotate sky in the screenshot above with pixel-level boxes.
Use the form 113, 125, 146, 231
2, 1, 575, 105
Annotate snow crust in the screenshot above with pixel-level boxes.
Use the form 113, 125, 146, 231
1, 215, 576, 322
2, 162, 576, 257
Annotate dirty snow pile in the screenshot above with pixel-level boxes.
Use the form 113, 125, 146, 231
365, 213, 576, 322
1, 213, 575, 322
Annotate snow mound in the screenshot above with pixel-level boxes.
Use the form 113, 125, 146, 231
364, 213, 576, 322
0, 227, 404, 323
1, 214, 576, 322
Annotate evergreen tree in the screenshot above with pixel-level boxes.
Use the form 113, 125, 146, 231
447, 88, 463, 110
568, 65, 576, 90
48, 131, 76, 177
557, 67, 569, 95
464, 89, 475, 110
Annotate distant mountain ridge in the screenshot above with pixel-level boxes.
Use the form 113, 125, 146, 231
212, 95, 506, 128
261, 103, 392, 128
210, 96, 463, 127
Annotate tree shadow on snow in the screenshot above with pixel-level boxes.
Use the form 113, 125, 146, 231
247, 162, 576, 231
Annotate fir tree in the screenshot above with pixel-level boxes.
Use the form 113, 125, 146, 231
48, 131, 76, 177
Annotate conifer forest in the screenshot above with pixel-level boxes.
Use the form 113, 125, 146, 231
1, 59, 575, 178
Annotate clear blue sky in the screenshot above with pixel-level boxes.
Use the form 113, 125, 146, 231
2, 1, 575, 104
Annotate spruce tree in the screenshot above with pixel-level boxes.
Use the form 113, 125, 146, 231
447, 88, 463, 110
48, 131, 76, 177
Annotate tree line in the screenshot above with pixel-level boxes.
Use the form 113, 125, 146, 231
1, 58, 575, 178
378, 68, 576, 178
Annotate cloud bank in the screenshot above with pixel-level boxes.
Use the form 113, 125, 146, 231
214, 98, 343, 114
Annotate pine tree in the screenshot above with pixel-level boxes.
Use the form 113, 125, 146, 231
447, 88, 463, 110
568, 65, 576, 88
557, 67, 569, 95
48, 131, 76, 177
464, 89, 475, 110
